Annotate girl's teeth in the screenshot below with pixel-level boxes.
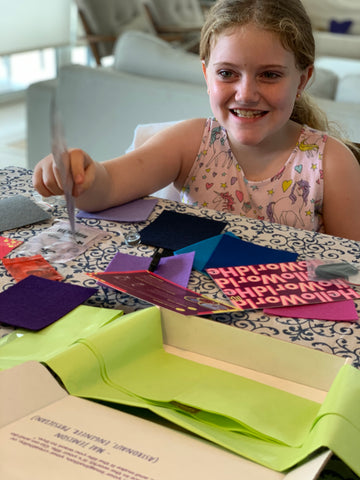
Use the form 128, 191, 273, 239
233, 109, 263, 118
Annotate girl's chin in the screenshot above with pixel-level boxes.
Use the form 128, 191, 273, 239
225, 118, 284, 146
224, 114, 267, 132
227, 130, 268, 147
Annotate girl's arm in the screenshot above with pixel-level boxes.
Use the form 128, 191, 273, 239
33, 118, 205, 212
322, 137, 360, 241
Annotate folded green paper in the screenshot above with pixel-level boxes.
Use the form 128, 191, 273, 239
0, 305, 123, 370
45, 306, 360, 474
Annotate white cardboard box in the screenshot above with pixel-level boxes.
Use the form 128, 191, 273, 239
0, 306, 346, 479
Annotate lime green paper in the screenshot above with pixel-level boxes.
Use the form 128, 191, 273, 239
45, 306, 360, 474
0, 305, 123, 370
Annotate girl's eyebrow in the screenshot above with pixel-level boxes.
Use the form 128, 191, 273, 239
261, 64, 289, 71
213, 61, 289, 71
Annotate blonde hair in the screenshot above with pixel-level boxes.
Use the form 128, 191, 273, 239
200, 0, 359, 159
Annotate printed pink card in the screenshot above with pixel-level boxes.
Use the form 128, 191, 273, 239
89, 270, 236, 315
206, 261, 360, 310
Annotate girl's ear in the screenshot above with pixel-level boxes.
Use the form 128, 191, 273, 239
202, 60, 208, 82
202, 60, 210, 94
298, 65, 314, 92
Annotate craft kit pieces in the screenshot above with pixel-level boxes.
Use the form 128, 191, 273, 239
206, 261, 360, 311
175, 232, 298, 272
139, 210, 228, 250
264, 300, 358, 322
0, 195, 51, 232
104, 251, 195, 288
50, 96, 76, 235
77, 198, 158, 223
44, 306, 360, 476
0, 236, 22, 258
0, 305, 123, 370
91, 270, 235, 315
0, 275, 97, 331
307, 259, 360, 285
2, 255, 63, 282
13, 221, 108, 263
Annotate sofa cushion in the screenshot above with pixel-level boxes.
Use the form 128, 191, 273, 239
113, 30, 205, 85
316, 97, 360, 142
315, 56, 360, 78
301, 0, 360, 35
306, 67, 338, 100
313, 31, 360, 60
336, 75, 360, 103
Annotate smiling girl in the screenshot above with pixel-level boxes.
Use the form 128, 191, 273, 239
33, 0, 360, 240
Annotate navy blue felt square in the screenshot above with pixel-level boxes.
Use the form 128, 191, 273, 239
139, 210, 227, 251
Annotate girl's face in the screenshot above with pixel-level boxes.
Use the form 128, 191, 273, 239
202, 24, 312, 149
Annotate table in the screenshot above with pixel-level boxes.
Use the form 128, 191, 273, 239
1, 166, 360, 364
1, 166, 360, 478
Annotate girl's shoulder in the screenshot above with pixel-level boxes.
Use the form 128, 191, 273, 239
321, 133, 360, 199
321, 134, 360, 240
300, 124, 358, 165
323, 135, 359, 167
153, 118, 208, 187
139, 118, 208, 154
158, 118, 208, 139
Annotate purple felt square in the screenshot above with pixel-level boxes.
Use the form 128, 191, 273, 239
0, 275, 97, 330
76, 198, 158, 223
104, 251, 194, 288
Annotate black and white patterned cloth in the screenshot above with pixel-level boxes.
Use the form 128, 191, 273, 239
1, 166, 360, 367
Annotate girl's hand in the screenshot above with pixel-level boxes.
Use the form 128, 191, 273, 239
32, 148, 96, 198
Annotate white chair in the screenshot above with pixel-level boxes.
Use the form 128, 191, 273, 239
145, 0, 204, 28
127, 121, 182, 201
75, 0, 152, 65
141, 0, 205, 52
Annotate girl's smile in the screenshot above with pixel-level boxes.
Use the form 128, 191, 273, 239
203, 24, 312, 149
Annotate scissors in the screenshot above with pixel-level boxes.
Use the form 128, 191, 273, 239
50, 96, 76, 237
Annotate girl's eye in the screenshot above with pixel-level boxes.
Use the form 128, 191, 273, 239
218, 70, 234, 79
261, 71, 281, 80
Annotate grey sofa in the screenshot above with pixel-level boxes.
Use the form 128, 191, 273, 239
26, 30, 360, 170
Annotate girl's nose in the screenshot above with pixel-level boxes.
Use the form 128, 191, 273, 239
234, 76, 259, 104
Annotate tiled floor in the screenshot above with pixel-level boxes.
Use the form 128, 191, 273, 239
0, 100, 27, 170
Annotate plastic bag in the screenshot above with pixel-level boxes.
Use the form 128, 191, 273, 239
306, 258, 360, 285
12, 221, 108, 263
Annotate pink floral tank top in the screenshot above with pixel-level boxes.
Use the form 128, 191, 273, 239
180, 118, 327, 232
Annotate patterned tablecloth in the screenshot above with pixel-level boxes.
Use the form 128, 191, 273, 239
1, 166, 360, 366
1, 166, 360, 478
